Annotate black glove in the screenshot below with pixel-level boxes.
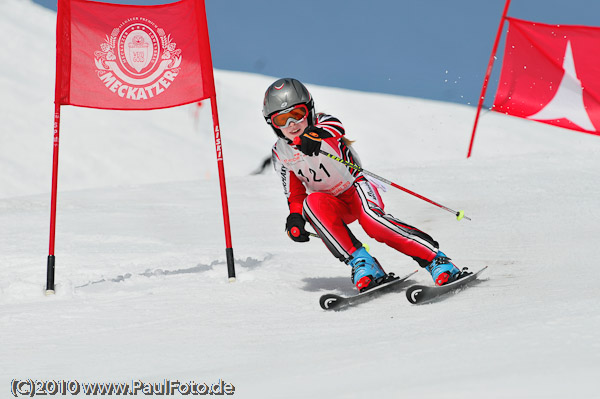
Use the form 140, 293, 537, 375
285, 213, 310, 242
296, 126, 328, 156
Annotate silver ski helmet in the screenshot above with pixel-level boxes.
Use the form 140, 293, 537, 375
263, 78, 315, 139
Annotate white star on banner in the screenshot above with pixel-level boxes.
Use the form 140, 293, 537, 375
527, 41, 596, 132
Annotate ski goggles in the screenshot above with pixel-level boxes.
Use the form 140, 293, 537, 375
270, 104, 309, 129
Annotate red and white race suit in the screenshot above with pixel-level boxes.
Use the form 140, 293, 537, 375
272, 113, 439, 265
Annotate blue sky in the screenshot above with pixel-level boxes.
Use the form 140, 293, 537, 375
33, 0, 600, 107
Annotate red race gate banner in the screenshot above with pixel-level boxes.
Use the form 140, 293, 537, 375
493, 17, 600, 135
47, 0, 236, 294
57, 0, 215, 110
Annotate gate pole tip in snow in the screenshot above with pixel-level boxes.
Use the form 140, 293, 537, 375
45, 255, 55, 295
226, 247, 236, 282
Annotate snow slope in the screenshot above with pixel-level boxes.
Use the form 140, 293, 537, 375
1, 1, 599, 398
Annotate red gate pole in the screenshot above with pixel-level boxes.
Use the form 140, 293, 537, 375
46, 103, 61, 295
210, 96, 236, 281
46, 0, 69, 295
467, 0, 512, 158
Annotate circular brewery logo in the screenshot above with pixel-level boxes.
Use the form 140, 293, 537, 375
94, 17, 182, 102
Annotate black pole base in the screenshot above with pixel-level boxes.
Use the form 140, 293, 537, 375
226, 247, 236, 282
46, 255, 55, 295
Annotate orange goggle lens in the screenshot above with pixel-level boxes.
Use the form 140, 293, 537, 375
271, 104, 308, 128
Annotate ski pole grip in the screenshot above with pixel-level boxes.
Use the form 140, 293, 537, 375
290, 227, 300, 237
293, 136, 301, 146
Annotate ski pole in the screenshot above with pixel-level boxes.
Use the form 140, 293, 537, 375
320, 150, 471, 221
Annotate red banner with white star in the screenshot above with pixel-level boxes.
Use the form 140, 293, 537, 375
56, 0, 215, 110
493, 17, 600, 135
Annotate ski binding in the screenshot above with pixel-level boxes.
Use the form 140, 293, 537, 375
406, 266, 488, 304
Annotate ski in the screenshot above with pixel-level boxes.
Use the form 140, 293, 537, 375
406, 266, 488, 304
320, 270, 418, 310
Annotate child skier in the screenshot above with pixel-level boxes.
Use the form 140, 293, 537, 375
263, 78, 461, 291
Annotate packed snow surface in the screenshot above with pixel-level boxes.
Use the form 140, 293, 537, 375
1, 1, 599, 398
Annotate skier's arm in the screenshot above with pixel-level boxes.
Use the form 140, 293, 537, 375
285, 174, 309, 242
287, 171, 307, 214
272, 147, 308, 214
272, 148, 309, 241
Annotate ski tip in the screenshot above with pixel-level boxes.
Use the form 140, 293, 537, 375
406, 286, 424, 304
319, 294, 344, 310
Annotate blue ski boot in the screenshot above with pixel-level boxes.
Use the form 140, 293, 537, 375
348, 246, 386, 292
425, 251, 460, 286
